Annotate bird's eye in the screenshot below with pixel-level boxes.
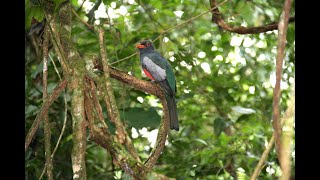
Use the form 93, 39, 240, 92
146, 43, 150, 47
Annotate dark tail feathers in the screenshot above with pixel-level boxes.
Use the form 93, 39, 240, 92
166, 95, 179, 131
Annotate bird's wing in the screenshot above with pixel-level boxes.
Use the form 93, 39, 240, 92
142, 54, 175, 96
142, 55, 167, 82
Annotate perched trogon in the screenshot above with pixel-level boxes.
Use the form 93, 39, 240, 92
136, 40, 179, 131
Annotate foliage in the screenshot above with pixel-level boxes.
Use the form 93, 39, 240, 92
25, 0, 295, 179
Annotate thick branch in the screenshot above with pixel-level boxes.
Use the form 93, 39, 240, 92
209, 0, 295, 34
56, 2, 88, 179
280, 88, 294, 180
89, 65, 171, 174
42, 26, 54, 180
107, 66, 170, 171
84, 84, 145, 178
98, 29, 141, 160
272, 0, 292, 163
98, 29, 123, 132
85, 76, 109, 129
251, 88, 294, 180
109, 66, 162, 96
144, 97, 169, 170
25, 79, 67, 151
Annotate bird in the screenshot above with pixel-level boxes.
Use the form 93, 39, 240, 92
136, 40, 179, 131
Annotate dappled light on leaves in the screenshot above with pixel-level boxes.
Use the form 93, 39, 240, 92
25, 0, 294, 179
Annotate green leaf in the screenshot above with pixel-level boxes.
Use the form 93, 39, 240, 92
32, 6, 44, 22
53, 0, 66, 5
213, 117, 228, 136
121, 107, 161, 129
193, 138, 208, 146
231, 106, 256, 114
25, 105, 39, 116
237, 2, 255, 25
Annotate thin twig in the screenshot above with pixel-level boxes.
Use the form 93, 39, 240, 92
153, 0, 229, 42
50, 57, 68, 159
272, 0, 292, 163
49, 54, 62, 80
209, 0, 295, 34
251, 88, 295, 180
37, 0, 70, 78
39, 54, 68, 180
71, 8, 94, 30
42, 26, 54, 180
110, 52, 138, 65
136, 0, 165, 30
76, 0, 87, 13
30, 34, 42, 62
110, 0, 229, 65
25, 79, 67, 151
251, 134, 275, 180
85, 76, 109, 129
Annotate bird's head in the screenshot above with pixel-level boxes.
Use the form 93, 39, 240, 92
136, 40, 155, 51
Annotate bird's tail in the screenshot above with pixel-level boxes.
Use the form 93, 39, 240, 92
166, 95, 179, 131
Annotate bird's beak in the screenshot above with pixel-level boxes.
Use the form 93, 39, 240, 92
136, 44, 145, 49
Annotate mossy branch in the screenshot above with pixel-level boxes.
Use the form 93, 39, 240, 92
56, 2, 88, 179
98, 28, 140, 161
25, 79, 67, 151
42, 25, 54, 180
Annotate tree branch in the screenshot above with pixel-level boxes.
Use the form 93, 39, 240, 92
107, 66, 170, 172
88, 64, 172, 174
108, 66, 162, 96
85, 76, 109, 130
110, 0, 229, 65
136, 0, 166, 30
98, 28, 141, 163
280, 87, 294, 180
251, 134, 275, 180
71, 8, 94, 30
251, 88, 294, 180
55, 2, 88, 179
42, 25, 54, 180
272, 0, 292, 163
144, 97, 169, 169
209, 0, 295, 34
25, 79, 67, 151
40, 0, 70, 78
86, 0, 101, 25
84, 82, 145, 178
39, 54, 68, 180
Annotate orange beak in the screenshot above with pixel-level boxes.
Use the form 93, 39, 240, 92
136, 44, 145, 49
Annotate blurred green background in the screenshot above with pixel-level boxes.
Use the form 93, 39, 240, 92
25, 0, 295, 179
